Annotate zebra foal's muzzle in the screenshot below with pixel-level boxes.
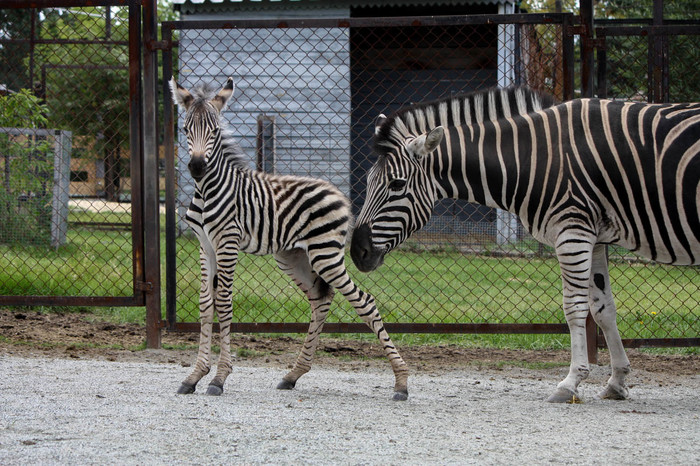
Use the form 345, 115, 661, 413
188, 155, 207, 181
350, 224, 385, 272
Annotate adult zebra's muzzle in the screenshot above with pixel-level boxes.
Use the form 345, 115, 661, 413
350, 223, 385, 272
188, 155, 206, 181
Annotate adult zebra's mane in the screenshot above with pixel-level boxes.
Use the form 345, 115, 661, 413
373, 86, 558, 158
189, 82, 251, 171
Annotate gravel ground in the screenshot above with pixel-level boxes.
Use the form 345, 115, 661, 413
1, 353, 699, 465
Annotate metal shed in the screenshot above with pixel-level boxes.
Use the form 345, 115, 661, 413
171, 0, 520, 241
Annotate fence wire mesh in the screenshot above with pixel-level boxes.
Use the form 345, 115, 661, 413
0, 5, 140, 303
165, 16, 698, 343
0, 5, 696, 345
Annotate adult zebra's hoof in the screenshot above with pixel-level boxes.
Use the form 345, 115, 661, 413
392, 390, 409, 401
276, 379, 296, 390
177, 382, 196, 394
546, 387, 582, 404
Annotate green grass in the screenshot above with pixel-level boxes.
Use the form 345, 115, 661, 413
0, 209, 697, 353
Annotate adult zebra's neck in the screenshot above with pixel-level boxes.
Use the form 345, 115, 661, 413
429, 114, 528, 213
376, 85, 556, 212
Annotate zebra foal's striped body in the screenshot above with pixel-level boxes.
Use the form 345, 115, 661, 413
171, 78, 408, 399
351, 86, 699, 402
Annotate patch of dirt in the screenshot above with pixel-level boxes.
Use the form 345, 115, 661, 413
1, 309, 697, 384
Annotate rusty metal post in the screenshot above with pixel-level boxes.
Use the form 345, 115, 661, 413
596, 28, 607, 98
162, 24, 178, 331
580, 0, 595, 97
652, 0, 668, 103
143, 0, 162, 348
562, 13, 575, 100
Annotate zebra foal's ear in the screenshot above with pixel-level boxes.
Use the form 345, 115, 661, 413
211, 77, 235, 112
375, 114, 387, 135
407, 126, 444, 159
170, 78, 193, 110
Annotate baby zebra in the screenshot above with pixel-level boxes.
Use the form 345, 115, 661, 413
170, 77, 409, 400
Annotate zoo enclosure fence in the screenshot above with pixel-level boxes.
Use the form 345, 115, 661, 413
160, 13, 698, 351
0, 2, 696, 351
0, 0, 162, 346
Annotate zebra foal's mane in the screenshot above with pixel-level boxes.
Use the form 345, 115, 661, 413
374, 86, 558, 157
187, 82, 251, 171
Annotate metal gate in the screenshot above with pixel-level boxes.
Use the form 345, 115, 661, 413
0, 0, 161, 347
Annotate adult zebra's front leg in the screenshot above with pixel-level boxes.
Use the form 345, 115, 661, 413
273, 249, 335, 391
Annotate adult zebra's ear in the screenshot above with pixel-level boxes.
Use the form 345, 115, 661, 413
374, 114, 387, 135
211, 77, 235, 113
170, 78, 193, 110
407, 126, 444, 159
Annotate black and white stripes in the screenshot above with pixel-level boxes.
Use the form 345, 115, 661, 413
171, 77, 409, 400
351, 86, 700, 402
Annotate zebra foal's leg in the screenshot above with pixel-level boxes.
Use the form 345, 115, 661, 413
547, 235, 595, 403
274, 249, 335, 390
589, 245, 630, 400
204, 243, 240, 396
309, 249, 409, 401
178, 244, 216, 394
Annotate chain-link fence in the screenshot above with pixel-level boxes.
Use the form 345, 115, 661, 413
0, 3, 147, 308
597, 19, 700, 103
0, 4, 697, 347
162, 15, 698, 345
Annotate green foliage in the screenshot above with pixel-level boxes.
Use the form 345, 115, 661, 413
595, 1, 700, 101
0, 88, 49, 128
0, 90, 53, 245
0, 10, 32, 90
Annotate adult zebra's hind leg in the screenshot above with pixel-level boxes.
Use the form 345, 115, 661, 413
547, 233, 595, 403
589, 244, 630, 400
309, 248, 409, 401
273, 249, 335, 390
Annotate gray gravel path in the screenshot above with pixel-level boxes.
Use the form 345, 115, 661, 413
1, 354, 698, 465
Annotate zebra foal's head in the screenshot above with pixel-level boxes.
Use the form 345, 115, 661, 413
351, 113, 445, 272
170, 77, 235, 181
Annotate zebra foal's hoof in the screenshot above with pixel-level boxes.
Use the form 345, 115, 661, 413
546, 387, 582, 404
597, 384, 629, 400
276, 379, 296, 390
177, 382, 196, 395
392, 390, 409, 401
206, 384, 224, 396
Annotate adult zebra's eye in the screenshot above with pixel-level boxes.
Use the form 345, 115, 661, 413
388, 178, 407, 191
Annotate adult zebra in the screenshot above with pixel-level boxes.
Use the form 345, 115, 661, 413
171, 77, 409, 400
350, 86, 700, 403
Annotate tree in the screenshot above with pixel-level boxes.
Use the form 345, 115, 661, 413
34, 7, 130, 201
0, 10, 33, 91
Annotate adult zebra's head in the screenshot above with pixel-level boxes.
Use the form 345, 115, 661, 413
170, 77, 235, 182
351, 115, 445, 272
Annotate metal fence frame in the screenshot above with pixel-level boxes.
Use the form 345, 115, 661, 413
0, 0, 162, 347
160, 14, 593, 342
160, 13, 698, 352
0, 2, 696, 352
